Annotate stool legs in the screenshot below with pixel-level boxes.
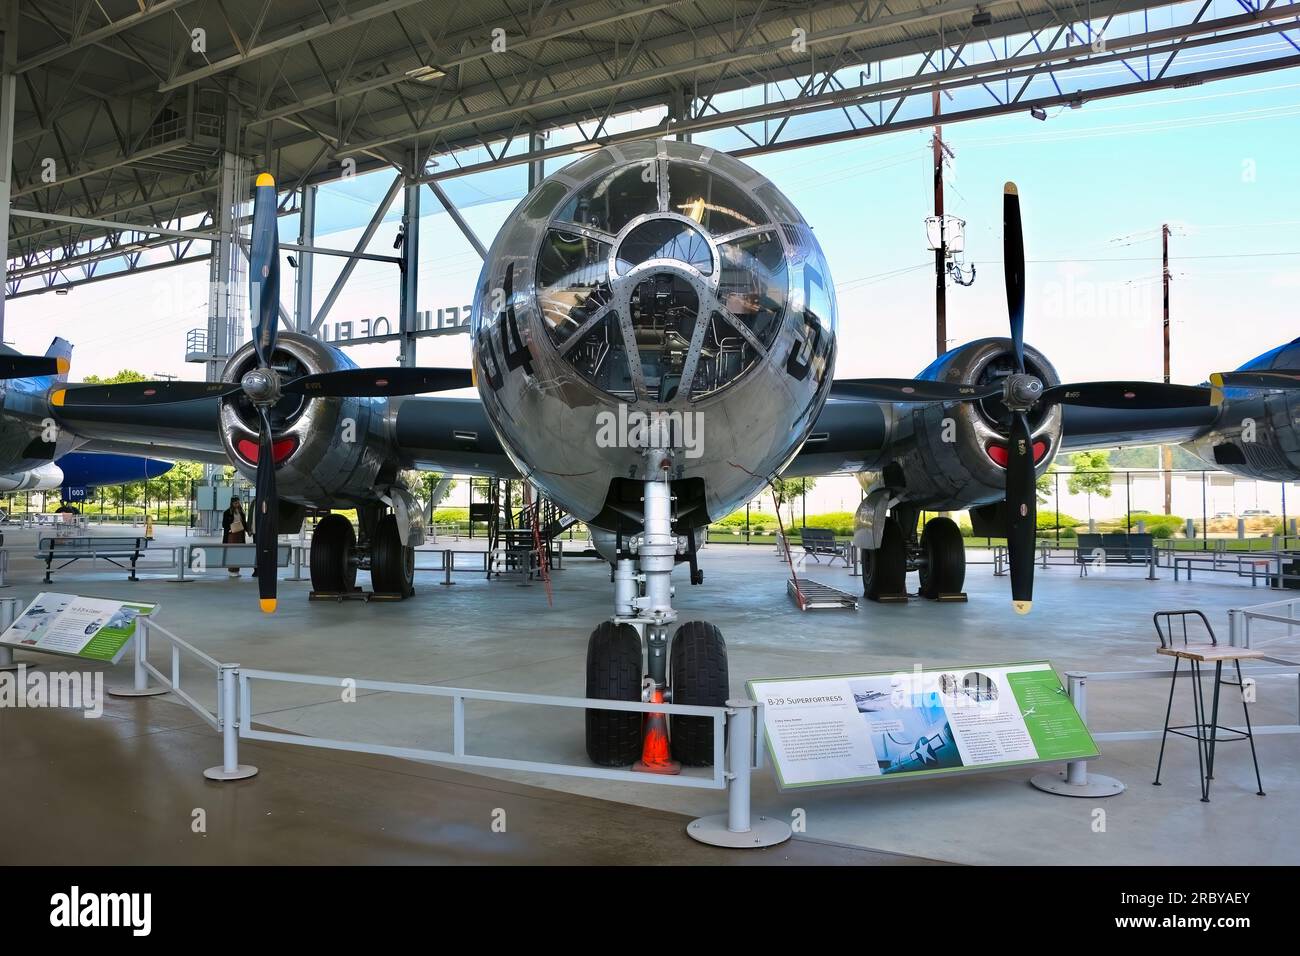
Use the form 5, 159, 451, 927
1154, 656, 1180, 786
1190, 659, 1211, 802
1236, 659, 1266, 797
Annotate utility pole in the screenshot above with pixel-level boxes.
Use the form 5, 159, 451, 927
1162, 223, 1173, 515
932, 88, 946, 358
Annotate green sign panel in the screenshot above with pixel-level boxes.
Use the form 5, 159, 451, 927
749, 660, 1097, 789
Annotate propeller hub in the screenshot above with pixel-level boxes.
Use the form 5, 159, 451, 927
241, 367, 281, 406
1004, 373, 1043, 411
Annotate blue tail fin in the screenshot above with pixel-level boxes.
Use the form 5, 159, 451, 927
44, 337, 72, 384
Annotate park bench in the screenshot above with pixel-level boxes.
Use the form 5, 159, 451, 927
35, 535, 148, 583
799, 527, 851, 566
1076, 533, 1155, 576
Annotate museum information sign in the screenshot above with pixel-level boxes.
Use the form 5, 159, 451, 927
0, 593, 158, 664
749, 660, 1097, 788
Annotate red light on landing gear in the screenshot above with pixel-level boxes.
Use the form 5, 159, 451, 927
236, 436, 298, 464
986, 439, 1050, 468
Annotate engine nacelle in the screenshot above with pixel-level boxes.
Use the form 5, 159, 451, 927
855, 338, 1062, 536
1185, 390, 1300, 480
218, 334, 392, 508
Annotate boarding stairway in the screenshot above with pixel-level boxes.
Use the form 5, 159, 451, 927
480, 477, 576, 581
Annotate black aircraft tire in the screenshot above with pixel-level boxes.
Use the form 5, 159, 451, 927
585, 622, 644, 767
669, 621, 729, 767
310, 513, 357, 593
862, 516, 907, 601
371, 514, 414, 596
918, 516, 966, 599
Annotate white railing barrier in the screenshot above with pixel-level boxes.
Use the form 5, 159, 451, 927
1228, 595, 1300, 650
105, 617, 257, 781
236, 667, 788, 848
0, 596, 22, 672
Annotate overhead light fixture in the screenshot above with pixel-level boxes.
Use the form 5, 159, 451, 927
972, 9, 992, 27
393, 227, 405, 250
1030, 107, 1047, 121
404, 65, 446, 82
55, 288, 70, 295
1068, 93, 1084, 109
287, 254, 298, 268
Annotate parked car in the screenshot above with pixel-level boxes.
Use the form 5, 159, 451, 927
1243, 509, 1273, 517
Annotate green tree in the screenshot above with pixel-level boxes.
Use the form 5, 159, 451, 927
1036, 464, 1057, 505
81, 369, 149, 385
770, 476, 817, 527
1067, 450, 1113, 521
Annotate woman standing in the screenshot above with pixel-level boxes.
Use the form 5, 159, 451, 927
222, 496, 247, 577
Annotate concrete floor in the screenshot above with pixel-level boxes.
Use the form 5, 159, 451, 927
2, 522, 1298, 865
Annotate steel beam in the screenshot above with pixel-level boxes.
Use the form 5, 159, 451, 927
310, 172, 403, 333
398, 172, 420, 367
425, 180, 486, 260
295, 184, 316, 332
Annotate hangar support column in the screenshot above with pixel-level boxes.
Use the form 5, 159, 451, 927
398, 162, 420, 367
295, 185, 317, 333
207, 88, 243, 384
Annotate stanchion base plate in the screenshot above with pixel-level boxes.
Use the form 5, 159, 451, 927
687, 813, 792, 848
204, 764, 259, 781
107, 685, 170, 698
1029, 770, 1125, 797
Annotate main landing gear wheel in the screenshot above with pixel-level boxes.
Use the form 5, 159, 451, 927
862, 516, 906, 602
370, 513, 414, 596
585, 622, 644, 767
669, 621, 729, 767
310, 513, 357, 593
918, 516, 966, 599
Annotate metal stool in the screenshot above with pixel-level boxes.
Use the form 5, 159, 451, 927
1153, 610, 1266, 802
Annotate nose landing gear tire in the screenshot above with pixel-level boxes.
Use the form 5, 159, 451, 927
669, 621, 729, 767
862, 516, 906, 601
310, 513, 357, 593
371, 513, 415, 596
585, 622, 644, 767
918, 516, 966, 599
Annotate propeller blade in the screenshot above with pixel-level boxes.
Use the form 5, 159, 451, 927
249, 172, 280, 369
1040, 381, 1213, 410
283, 367, 474, 398
1210, 370, 1300, 392
0, 355, 69, 379
830, 378, 1001, 404
50, 380, 240, 408
1003, 182, 1026, 373
254, 406, 278, 614
1005, 410, 1037, 615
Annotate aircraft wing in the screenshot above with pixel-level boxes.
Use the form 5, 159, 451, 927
51, 397, 230, 465
391, 395, 520, 478
782, 397, 891, 478
1058, 404, 1220, 452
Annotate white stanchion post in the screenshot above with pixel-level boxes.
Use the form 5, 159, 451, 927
0, 596, 22, 671
108, 618, 169, 697
204, 664, 258, 781
687, 700, 791, 848
1029, 672, 1125, 797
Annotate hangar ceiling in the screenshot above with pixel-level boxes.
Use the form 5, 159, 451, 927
4, 0, 1300, 293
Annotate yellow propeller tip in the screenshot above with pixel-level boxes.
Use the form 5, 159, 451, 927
255, 172, 275, 187
1004, 181, 1019, 196
50, 388, 66, 407
1012, 600, 1033, 615
55, 357, 70, 374
259, 598, 277, 614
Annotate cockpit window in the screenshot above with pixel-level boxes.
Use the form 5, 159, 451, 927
616, 219, 712, 276
668, 164, 768, 234
717, 230, 786, 348
557, 164, 659, 234
537, 229, 613, 345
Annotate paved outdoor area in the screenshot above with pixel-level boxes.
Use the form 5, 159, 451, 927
1, 523, 1297, 865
